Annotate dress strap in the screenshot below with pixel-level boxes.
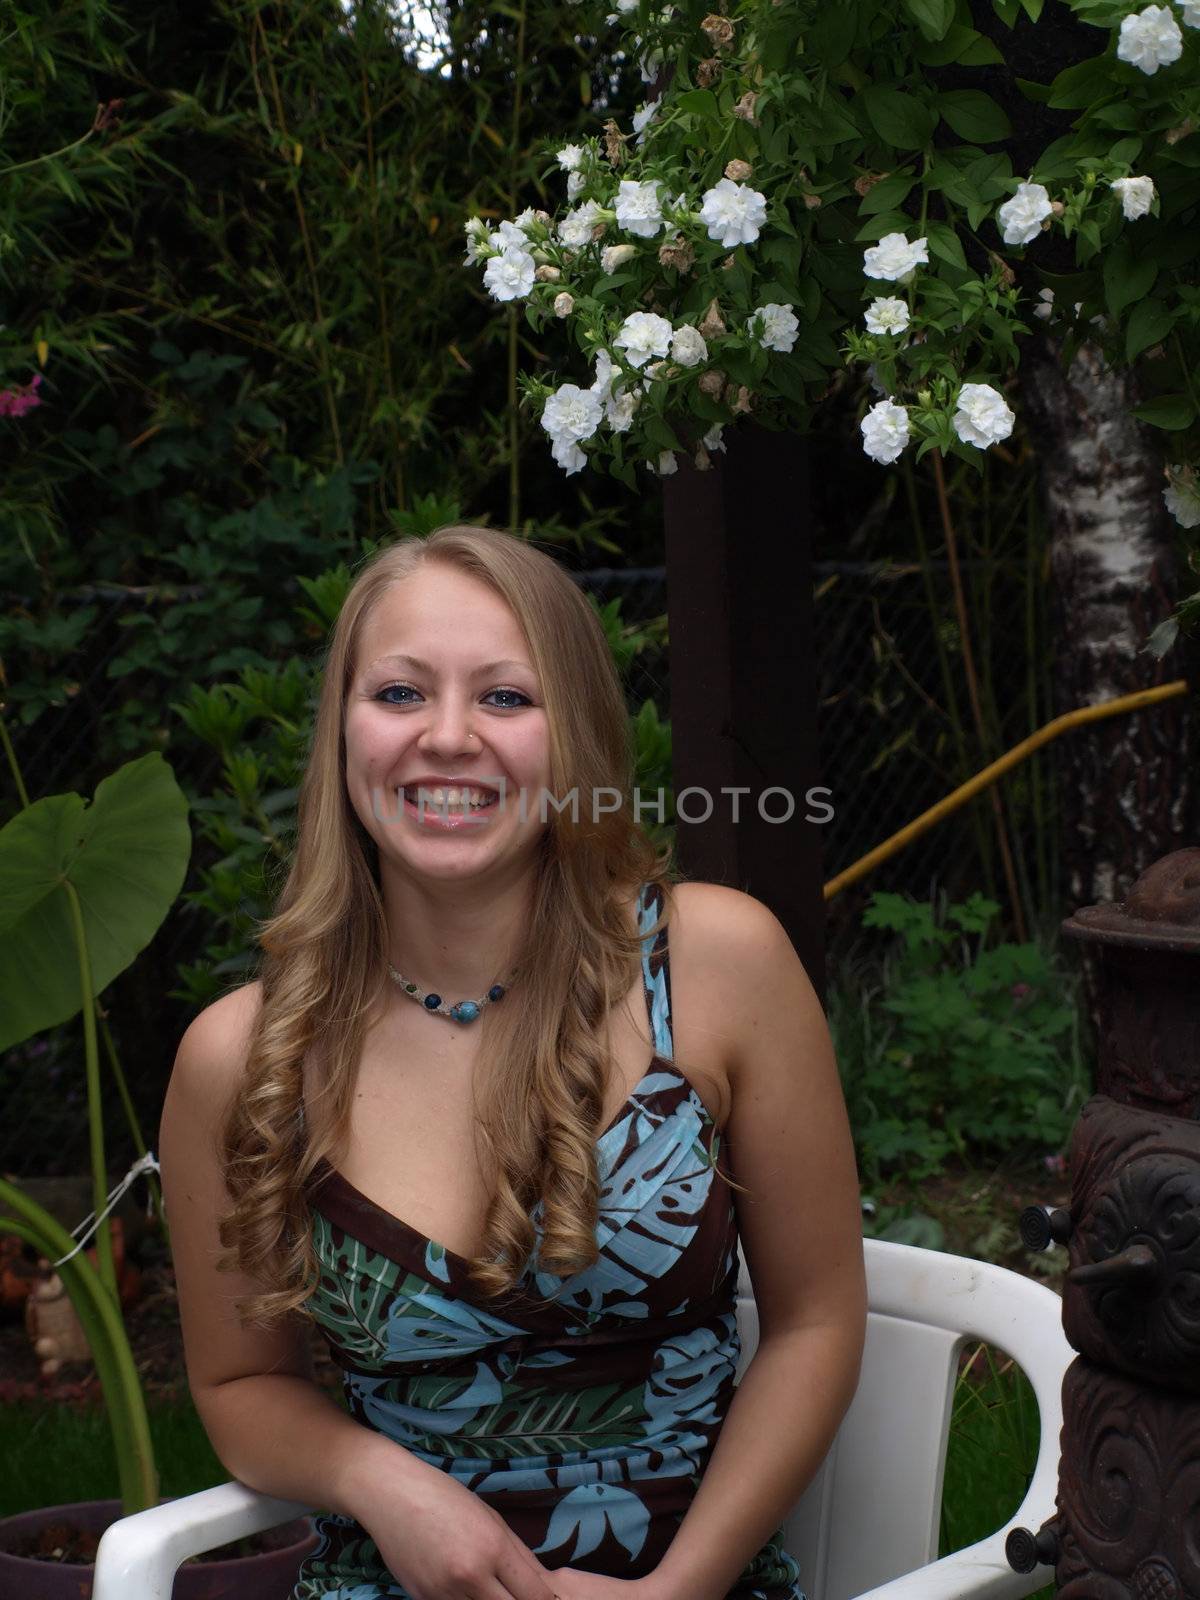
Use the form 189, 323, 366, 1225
638, 881, 674, 1060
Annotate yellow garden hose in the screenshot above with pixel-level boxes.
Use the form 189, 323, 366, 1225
824, 679, 1190, 900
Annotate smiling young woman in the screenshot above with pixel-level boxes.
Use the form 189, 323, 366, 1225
159, 525, 866, 1600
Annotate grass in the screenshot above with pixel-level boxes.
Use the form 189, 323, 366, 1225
0, 1400, 224, 1518
940, 1344, 1053, 1600
2, 1363, 1053, 1597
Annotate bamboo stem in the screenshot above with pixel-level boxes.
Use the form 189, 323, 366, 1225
931, 449, 1028, 942
63, 881, 117, 1303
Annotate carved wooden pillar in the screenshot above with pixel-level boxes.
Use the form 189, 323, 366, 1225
1010, 847, 1200, 1596
661, 425, 825, 1007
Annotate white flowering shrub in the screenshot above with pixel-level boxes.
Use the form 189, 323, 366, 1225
464, 0, 1200, 530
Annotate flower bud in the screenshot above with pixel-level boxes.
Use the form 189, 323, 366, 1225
601, 243, 638, 272
698, 298, 727, 338
553, 292, 575, 317
658, 235, 696, 273
731, 90, 759, 124
802, 191, 822, 210
1050, 201, 1065, 217
534, 265, 562, 282
700, 12, 735, 47
696, 57, 722, 87
730, 385, 752, 414
694, 446, 713, 472
698, 368, 726, 397
602, 118, 627, 166
724, 158, 753, 182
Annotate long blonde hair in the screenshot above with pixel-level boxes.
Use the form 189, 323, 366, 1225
217, 526, 678, 1322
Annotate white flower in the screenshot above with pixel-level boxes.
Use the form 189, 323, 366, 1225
864, 296, 910, 336
698, 179, 769, 247
748, 303, 799, 353
953, 382, 1016, 449
542, 383, 603, 446
567, 171, 586, 201
1033, 287, 1056, 321
614, 310, 673, 368
550, 435, 587, 475
1117, 5, 1183, 71
463, 216, 492, 264
640, 48, 664, 82
1111, 175, 1157, 219
606, 389, 639, 431
483, 248, 535, 302
657, 451, 678, 476
614, 178, 667, 238
862, 232, 930, 282
591, 348, 617, 398
553, 292, 574, 318
997, 182, 1053, 247
860, 400, 910, 465
702, 423, 727, 454
496, 218, 533, 249
616, 0, 638, 11
1178, 0, 1200, 26
557, 144, 584, 172
601, 243, 638, 273
558, 200, 606, 249
1164, 465, 1200, 528
670, 325, 708, 367
632, 101, 659, 140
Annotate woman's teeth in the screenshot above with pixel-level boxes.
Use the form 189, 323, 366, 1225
402, 786, 498, 810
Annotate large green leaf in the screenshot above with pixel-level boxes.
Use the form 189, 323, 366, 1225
0, 753, 191, 1050
938, 89, 1011, 143
862, 86, 937, 151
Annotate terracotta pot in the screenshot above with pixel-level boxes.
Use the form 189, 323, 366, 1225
0, 1498, 319, 1598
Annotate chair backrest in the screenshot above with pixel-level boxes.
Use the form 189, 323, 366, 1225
734, 1237, 1066, 1600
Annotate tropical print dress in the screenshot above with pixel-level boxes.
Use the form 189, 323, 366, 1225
294, 880, 806, 1600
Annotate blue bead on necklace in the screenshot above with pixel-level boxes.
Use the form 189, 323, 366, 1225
386, 963, 514, 1024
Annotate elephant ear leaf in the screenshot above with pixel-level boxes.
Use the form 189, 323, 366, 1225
0, 752, 192, 1050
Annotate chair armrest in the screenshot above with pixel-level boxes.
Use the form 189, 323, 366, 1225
92, 1480, 315, 1600
850, 1528, 1052, 1600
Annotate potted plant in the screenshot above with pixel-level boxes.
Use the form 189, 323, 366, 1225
0, 748, 316, 1597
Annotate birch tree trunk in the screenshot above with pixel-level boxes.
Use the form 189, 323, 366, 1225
1020, 337, 1197, 928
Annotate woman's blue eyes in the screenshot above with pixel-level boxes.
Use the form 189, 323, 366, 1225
375, 683, 531, 709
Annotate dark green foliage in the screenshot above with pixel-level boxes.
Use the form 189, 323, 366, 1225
831, 889, 1088, 1184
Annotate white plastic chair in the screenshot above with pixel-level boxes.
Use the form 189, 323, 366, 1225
93, 1238, 1070, 1600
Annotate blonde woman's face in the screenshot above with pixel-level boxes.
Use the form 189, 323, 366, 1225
344, 565, 553, 878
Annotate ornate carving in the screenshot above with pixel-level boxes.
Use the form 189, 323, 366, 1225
1064, 1097, 1200, 1391
1056, 1358, 1200, 1598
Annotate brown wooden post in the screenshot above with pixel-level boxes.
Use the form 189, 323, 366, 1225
662, 424, 826, 1009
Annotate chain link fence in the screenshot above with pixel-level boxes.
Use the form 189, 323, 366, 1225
0, 554, 1057, 1179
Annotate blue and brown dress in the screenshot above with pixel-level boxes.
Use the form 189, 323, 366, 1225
294, 881, 806, 1600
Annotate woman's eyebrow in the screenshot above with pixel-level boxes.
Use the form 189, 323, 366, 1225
366, 652, 534, 677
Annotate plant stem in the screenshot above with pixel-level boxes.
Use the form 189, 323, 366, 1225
252, 12, 344, 467
97, 1007, 168, 1239
0, 711, 30, 807
507, 0, 529, 530
0, 1184, 157, 1515
63, 880, 117, 1303
931, 448, 1028, 942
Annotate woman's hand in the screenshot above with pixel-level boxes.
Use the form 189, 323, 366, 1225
356, 1453, 559, 1600
550, 1571, 678, 1600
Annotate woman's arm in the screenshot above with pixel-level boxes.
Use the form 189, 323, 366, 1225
643, 886, 867, 1600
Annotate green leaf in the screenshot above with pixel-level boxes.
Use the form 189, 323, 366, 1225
1019, 0, 1045, 18
1103, 243, 1157, 317
1047, 57, 1112, 110
862, 86, 937, 151
858, 172, 918, 215
916, 22, 1004, 63
937, 89, 1012, 143
1132, 395, 1196, 431
1125, 299, 1176, 361
0, 753, 192, 1050
903, 0, 955, 39
676, 88, 719, 117
925, 220, 969, 272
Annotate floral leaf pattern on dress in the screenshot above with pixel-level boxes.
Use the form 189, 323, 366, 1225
295, 882, 806, 1600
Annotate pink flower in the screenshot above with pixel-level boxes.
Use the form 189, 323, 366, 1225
1010, 982, 1032, 1002
0, 373, 44, 418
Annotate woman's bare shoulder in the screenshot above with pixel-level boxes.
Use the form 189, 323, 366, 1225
171, 980, 265, 1114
